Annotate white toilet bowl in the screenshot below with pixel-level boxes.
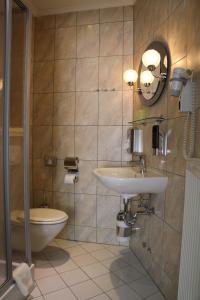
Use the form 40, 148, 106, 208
11, 208, 68, 252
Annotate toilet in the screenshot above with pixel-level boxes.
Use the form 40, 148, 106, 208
11, 208, 68, 252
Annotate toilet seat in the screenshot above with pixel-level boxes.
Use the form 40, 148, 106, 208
12, 208, 68, 225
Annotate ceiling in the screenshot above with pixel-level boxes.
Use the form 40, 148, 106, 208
23, 0, 136, 16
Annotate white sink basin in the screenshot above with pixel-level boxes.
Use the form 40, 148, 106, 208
93, 167, 168, 198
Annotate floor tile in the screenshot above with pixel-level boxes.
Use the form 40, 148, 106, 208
72, 253, 97, 267
55, 239, 79, 249
113, 266, 143, 283
60, 268, 89, 286
107, 285, 142, 300
106, 245, 130, 257
71, 279, 102, 300
51, 258, 78, 273
93, 273, 123, 292
82, 262, 109, 278
30, 286, 41, 298
91, 249, 114, 261
32, 297, 44, 300
101, 257, 128, 272
146, 292, 165, 300
36, 275, 66, 295
65, 245, 87, 257
44, 287, 77, 300
34, 264, 57, 279
81, 242, 105, 252
91, 294, 110, 300
129, 277, 159, 298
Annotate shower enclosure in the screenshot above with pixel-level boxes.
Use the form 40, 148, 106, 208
0, 0, 32, 297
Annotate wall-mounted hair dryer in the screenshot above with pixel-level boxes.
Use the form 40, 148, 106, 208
170, 68, 192, 97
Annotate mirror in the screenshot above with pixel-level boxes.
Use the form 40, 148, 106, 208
138, 41, 170, 106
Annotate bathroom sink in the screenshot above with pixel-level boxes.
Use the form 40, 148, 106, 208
93, 167, 168, 198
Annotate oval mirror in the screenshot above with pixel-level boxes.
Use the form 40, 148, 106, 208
138, 41, 170, 106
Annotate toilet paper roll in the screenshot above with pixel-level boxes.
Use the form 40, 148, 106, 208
64, 174, 76, 184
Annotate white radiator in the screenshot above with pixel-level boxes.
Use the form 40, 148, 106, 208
178, 159, 200, 300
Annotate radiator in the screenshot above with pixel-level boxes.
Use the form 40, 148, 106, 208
178, 159, 200, 300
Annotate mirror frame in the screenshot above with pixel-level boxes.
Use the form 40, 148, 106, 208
137, 41, 170, 106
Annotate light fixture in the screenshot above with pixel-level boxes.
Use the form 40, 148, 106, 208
123, 69, 138, 86
142, 49, 161, 71
0, 79, 2, 91
140, 70, 154, 87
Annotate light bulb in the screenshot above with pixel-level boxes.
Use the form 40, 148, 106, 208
140, 70, 154, 86
142, 49, 161, 71
123, 69, 138, 86
0, 79, 2, 91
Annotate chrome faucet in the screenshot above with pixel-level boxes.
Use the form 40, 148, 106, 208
139, 155, 146, 175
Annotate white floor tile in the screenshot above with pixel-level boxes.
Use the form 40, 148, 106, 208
101, 257, 128, 272
81, 242, 105, 252
32, 297, 44, 300
82, 262, 109, 278
129, 277, 159, 298
107, 285, 142, 300
44, 287, 76, 300
70, 279, 102, 300
106, 245, 130, 257
55, 239, 79, 249
34, 264, 57, 280
146, 292, 165, 300
60, 268, 89, 286
93, 273, 123, 292
91, 294, 110, 300
36, 275, 66, 295
91, 249, 115, 261
113, 266, 143, 283
30, 286, 41, 298
51, 259, 78, 273
72, 253, 97, 267
65, 245, 87, 257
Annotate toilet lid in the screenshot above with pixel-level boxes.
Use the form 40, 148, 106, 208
17, 208, 68, 224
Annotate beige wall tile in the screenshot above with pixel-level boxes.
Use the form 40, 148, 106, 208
99, 91, 122, 125
53, 159, 74, 193
77, 24, 99, 58
123, 21, 133, 55
75, 194, 96, 226
53, 92, 75, 125
33, 62, 54, 92
75, 160, 97, 194
100, 7, 123, 23
76, 58, 98, 91
33, 126, 52, 159
99, 56, 122, 91
123, 91, 133, 125
122, 126, 132, 162
53, 126, 74, 159
123, 6, 134, 21
55, 27, 76, 59
75, 92, 98, 125
54, 59, 76, 92
34, 29, 55, 62
59, 224, 75, 240
97, 195, 120, 228
98, 126, 122, 161
100, 22, 123, 56
97, 228, 119, 245
33, 93, 53, 125
168, 2, 187, 65
54, 192, 75, 225
35, 15, 56, 30
149, 215, 164, 268
77, 10, 99, 25
33, 159, 53, 191
33, 190, 53, 208
56, 12, 76, 28
75, 226, 97, 242
75, 126, 97, 160
167, 117, 186, 176
165, 173, 185, 232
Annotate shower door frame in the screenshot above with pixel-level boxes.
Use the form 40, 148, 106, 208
0, 0, 32, 296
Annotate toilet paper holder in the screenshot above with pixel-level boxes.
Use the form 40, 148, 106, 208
64, 157, 79, 172
64, 157, 79, 183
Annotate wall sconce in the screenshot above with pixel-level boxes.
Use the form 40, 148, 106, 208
123, 69, 138, 86
140, 70, 154, 87
0, 79, 3, 91
142, 49, 166, 80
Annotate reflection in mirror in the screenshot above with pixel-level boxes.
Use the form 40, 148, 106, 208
138, 41, 170, 106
